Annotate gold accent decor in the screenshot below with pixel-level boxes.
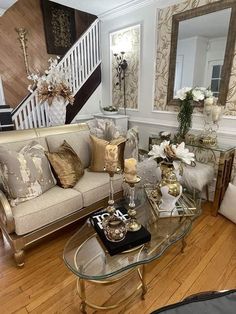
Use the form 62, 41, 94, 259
46, 140, 84, 188
124, 176, 142, 232
15, 27, 30, 76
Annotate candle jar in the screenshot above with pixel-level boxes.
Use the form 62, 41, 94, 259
102, 215, 127, 242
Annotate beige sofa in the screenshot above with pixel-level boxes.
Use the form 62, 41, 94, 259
0, 123, 123, 267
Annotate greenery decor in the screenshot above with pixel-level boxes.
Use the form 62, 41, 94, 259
175, 87, 213, 139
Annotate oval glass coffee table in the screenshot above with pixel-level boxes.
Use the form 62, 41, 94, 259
63, 185, 201, 313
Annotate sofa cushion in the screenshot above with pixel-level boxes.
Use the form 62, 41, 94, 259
0, 141, 56, 207
46, 130, 91, 168
73, 169, 123, 206
12, 186, 83, 235
46, 141, 84, 188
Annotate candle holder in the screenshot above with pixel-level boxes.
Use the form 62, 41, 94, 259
102, 167, 127, 242
124, 176, 141, 232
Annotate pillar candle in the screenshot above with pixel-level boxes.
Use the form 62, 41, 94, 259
212, 105, 222, 123
105, 145, 118, 172
124, 158, 137, 182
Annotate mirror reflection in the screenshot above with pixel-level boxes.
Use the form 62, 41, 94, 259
174, 8, 231, 98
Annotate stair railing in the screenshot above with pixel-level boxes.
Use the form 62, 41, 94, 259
12, 19, 101, 130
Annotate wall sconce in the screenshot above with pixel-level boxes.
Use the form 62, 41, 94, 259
15, 27, 30, 76
113, 51, 128, 115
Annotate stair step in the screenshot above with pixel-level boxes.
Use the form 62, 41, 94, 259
65, 64, 101, 124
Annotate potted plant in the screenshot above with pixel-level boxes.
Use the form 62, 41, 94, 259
100, 104, 118, 115
174, 87, 213, 140
28, 57, 74, 126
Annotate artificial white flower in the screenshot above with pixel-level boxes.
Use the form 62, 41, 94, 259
174, 87, 192, 100
204, 97, 214, 106
192, 89, 204, 102
173, 142, 195, 165
148, 141, 170, 160
204, 89, 213, 98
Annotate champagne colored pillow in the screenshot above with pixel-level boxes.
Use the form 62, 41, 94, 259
46, 141, 84, 188
0, 141, 56, 206
89, 135, 126, 172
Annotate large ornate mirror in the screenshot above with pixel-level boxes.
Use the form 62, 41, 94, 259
167, 1, 236, 106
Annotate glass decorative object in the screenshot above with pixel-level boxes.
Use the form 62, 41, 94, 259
102, 167, 127, 242
124, 176, 142, 232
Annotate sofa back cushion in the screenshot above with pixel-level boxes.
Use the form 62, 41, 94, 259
0, 141, 56, 206
46, 130, 91, 168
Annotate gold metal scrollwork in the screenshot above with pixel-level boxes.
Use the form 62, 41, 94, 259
15, 27, 30, 76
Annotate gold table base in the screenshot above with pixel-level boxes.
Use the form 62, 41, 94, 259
77, 265, 147, 313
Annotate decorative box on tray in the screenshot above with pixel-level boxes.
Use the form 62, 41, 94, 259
90, 207, 151, 256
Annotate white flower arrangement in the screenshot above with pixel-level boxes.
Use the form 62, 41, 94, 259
28, 57, 74, 105
148, 141, 195, 169
174, 86, 214, 103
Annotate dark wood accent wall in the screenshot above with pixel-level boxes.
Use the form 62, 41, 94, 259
0, 0, 97, 109
66, 64, 101, 124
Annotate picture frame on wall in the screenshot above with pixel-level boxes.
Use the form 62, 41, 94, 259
41, 0, 76, 55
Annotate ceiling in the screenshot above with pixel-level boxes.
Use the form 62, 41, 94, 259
0, 0, 17, 15
179, 8, 231, 40
51, 0, 135, 16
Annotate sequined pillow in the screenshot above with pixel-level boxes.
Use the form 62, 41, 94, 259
0, 141, 56, 206
89, 135, 126, 172
46, 141, 84, 188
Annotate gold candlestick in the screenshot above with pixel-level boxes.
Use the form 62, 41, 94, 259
124, 176, 141, 232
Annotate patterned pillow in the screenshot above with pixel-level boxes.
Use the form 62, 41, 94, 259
89, 135, 126, 172
46, 141, 84, 188
0, 141, 56, 206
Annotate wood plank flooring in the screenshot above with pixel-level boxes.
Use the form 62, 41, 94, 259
0, 203, 236, 313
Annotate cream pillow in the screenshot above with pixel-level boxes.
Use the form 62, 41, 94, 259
219, 183, 236, 224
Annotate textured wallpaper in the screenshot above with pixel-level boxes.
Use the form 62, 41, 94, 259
154, 0, 236, 115
111, 25, 140, 109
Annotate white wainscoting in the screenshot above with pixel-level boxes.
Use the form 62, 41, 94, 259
128, 111, 236, 150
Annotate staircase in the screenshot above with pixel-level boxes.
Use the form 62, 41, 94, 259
11, 19, 101, 130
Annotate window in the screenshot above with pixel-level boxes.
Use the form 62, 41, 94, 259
210, 64, 222, 97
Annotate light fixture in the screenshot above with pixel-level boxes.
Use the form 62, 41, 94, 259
113, 51, 128, 115
15, 27, 30, 76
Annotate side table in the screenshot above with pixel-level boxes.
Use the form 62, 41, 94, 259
93, 113, 129, 134
149, 135, 235, 216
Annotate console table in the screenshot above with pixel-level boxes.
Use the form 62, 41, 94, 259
149, 135, 235, 216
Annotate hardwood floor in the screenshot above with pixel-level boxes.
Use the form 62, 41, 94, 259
0, 203, 236, 313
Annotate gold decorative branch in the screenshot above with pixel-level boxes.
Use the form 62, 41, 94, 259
15, 27, 30, 76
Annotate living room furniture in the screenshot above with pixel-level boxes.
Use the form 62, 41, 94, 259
0, 123, 123, 267
149, 135, 235, 216
93, 113, 128, 134
151, 289, 236, 314
63, 185, 201, 313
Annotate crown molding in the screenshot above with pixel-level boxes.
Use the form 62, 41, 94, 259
0, 8, 6, 16
98, 0, 156, 20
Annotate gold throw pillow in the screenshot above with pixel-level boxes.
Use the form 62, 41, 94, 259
46, 141, 84, 188
89, 135, 126, 172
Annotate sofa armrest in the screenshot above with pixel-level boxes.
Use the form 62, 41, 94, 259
0, 190, 15, 234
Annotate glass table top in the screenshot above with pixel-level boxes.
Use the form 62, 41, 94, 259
63, 186, 201, 281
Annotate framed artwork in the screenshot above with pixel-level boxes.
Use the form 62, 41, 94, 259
41, 0, 76, 55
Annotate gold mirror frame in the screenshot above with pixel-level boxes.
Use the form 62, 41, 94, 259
167, 0, 236, 106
